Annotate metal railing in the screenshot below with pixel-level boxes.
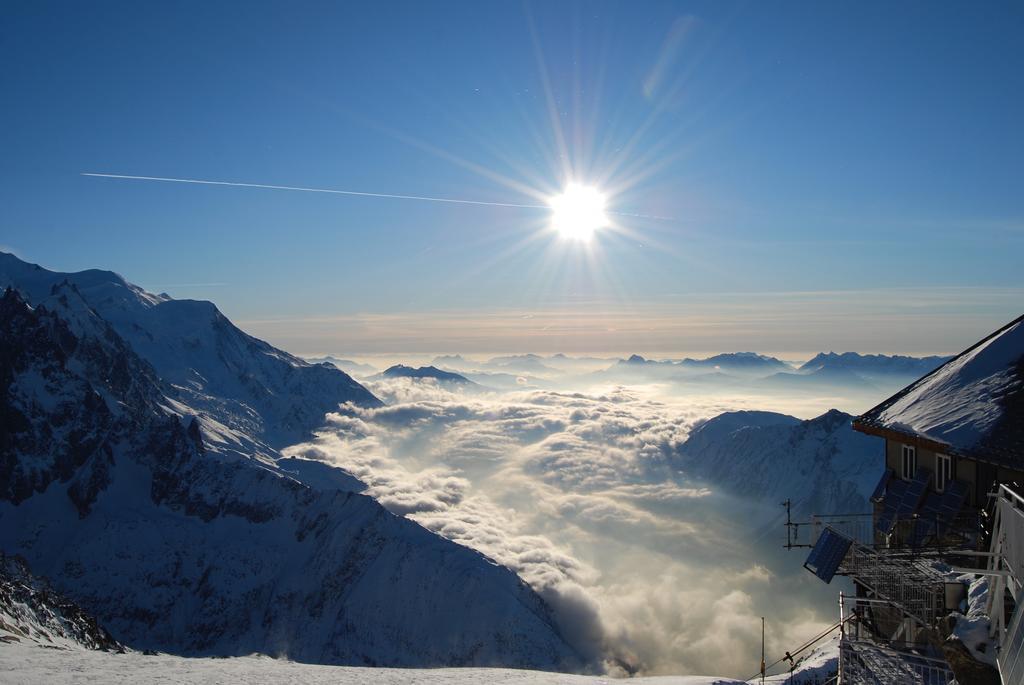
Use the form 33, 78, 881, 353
987, 483, 1024, 666
794, 511, 981, 554
993, 484, 1024, 600
998, 598, 1024, 685
839, 546, 948, 628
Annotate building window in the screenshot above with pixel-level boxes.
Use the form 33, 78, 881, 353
936, 454, 952, 492
901, 444, 917, 480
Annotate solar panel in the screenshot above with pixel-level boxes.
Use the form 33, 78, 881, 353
896, 467, 932, 518
935, 480, 969, 525
876, 478, 908, 534
907, 492, 941, 546
870, 469, 893, 503
901, 477, 969, 547
804, 527, 853, 584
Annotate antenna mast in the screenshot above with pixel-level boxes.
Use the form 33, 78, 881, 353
782, 499, 811, 549
761, 616, 766, 684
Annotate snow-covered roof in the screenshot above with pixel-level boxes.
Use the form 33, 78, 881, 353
854, 314, 1024, 469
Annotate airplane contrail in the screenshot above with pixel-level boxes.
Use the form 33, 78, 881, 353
80, 172, 673, 221
81, 172, 547, 210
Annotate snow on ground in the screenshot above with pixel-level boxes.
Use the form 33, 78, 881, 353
755, 633, 838, 684
947, 573, 997, 667
0, 643, 744, 685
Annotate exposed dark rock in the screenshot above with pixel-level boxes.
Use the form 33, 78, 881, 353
0, 553, 122, 651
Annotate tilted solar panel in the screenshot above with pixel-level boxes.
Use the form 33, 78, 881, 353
916, 491, 943, 520
804, 527, 853, 584
897, 475, 968, 547
897, 468, 932, 518
870, 469, 893, 503
936, 480, 969, 525
909, 492, 944, 547
876, 478, 908, 534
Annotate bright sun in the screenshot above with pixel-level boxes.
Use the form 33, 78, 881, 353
548, 183, 608, 241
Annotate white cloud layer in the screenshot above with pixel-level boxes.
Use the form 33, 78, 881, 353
285, 378, 842, 677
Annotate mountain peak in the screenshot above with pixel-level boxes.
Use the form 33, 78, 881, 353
382, 364, 474, 384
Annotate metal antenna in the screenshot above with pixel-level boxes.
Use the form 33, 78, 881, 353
761, 616, 766, 684
782, 499, 812, 549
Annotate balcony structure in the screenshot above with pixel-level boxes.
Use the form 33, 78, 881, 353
783, 313, 1024, 684
793, 480, 1024, 684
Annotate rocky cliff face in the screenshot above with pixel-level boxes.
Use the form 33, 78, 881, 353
0, 285, 179, 513
0, 257, 586, 671
0, 553, 122, 651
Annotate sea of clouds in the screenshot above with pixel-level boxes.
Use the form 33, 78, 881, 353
285, 378, 847, 678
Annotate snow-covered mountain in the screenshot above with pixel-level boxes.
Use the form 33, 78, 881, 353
677, 409, 882, 516
0, 252, 381, 454
0, 262, 588, 670
0, 553, 121, 651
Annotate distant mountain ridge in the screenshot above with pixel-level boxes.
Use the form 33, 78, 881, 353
614, 352, 790, 371
597, 350, 952, 395
680, 351, 791, 371
798, 351, 952, 376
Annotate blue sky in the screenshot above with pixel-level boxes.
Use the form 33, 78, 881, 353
3, 1, 1022, 355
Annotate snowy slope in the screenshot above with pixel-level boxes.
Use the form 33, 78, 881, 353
0, 252, 380, 451
0, 270, 586, 670
754, 634, 838, 684
0, 642, 745, 685
678, 409, 882, 516
0, 460, 585, 668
